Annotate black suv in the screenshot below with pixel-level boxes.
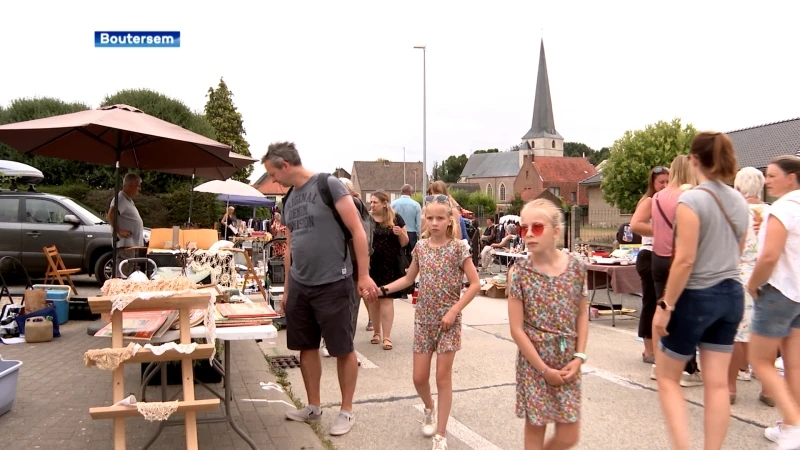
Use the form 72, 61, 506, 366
0, 190, 116, 285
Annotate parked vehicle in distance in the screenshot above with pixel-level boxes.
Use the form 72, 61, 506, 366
0, 190, 116, 286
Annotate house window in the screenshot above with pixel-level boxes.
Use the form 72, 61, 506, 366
499, 183, 506, 202
552, 140, 556, 148
486, 183, 493, 199
548, 187, 560, 197
570, 192, 576, 203
526, 170, 529, 179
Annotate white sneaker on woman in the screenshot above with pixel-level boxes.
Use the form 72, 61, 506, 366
432, 434, 448, 450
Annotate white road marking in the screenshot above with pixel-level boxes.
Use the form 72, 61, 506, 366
242, 399, 296, 408
581, 364, 643, 390
356, 351, 378, 369
589, 322, 639, 337
413, 404, 503, 450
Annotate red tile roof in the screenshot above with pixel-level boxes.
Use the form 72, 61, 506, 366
532, 157, 597, 182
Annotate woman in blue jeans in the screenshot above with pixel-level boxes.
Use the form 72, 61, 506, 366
745, 154, 800, 447
652, 131, 749, 450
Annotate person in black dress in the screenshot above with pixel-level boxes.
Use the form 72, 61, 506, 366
220, 206, 238, 241
368, 190, 408, 350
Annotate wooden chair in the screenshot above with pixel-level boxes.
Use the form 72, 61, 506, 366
42, 245, 80, 295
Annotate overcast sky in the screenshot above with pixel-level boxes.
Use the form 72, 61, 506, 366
2, 1, 799, 184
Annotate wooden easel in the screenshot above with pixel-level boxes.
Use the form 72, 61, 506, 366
229, 248, 267, 301
86, 294, 220, 450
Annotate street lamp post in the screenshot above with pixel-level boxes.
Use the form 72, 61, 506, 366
412, 170, 418, 194
414, 45, 427, 196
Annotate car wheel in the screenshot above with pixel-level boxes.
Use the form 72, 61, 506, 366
94, 251, 114, 285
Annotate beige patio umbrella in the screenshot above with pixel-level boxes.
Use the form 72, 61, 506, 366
0, 104, 236, 277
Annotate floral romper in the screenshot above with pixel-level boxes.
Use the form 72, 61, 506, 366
411, 239, 471, 354
510, 255, 587, 425
736, 204, 768, 342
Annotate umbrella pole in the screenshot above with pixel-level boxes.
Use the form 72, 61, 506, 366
188, 171, 195, 225
111, 156, 121, 279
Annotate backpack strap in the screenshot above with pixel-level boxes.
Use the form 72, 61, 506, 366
316, 173, 350, 261
654, 194, 673, 229
695, 187, 740, 239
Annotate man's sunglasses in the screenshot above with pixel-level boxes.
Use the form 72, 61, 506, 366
519, 222, 545, 237
424, 195, 449, 204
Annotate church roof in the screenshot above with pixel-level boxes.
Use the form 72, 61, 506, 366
460, 152, 520, 178
519, 140, 531, 150
522, 40, 562, 140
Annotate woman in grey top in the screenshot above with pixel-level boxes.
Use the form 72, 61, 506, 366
652, 132, 749, 450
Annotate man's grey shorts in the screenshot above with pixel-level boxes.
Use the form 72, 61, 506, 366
285, 276, 357, 357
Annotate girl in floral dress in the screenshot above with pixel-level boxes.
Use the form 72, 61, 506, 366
378, 194, 480, 450
508, 199, 589, 450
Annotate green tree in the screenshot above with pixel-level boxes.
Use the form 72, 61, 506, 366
466, 191, 496, 216
101, 89, 218, 193
375, 158, 389, 162
591, 147, 610, 166
431, 161, 441, 181
506, 193, 525, 216
0, 97, 107, 186
473, 148, 499, 154
563, 142, 594, 158
439, 154, 469, 183
205, 78, 253, 182
601, 118, 697, 212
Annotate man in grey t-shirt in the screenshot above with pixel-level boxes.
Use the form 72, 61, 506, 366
108, 173, 144, 276
262, 141, 378, 437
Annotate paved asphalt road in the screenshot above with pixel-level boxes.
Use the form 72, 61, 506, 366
266, 289, 782, 450
35, 275, 782, 449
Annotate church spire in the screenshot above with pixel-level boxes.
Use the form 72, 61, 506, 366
522, 40, 562, 140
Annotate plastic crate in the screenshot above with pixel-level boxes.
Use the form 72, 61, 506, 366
0, 356, 22, 417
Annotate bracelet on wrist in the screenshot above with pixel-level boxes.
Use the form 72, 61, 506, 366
537, 367, 548, 375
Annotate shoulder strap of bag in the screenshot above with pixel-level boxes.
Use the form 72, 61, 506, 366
654, 194, 673, 230
695, 187, 740, 238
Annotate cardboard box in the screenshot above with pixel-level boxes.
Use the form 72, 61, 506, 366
482, 284, 506, 298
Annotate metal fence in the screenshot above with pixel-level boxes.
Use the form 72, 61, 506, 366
569, 206, 631, 248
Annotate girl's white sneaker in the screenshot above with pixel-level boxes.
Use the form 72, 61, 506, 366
432, 434, 448, 450
422, 405, 437, 437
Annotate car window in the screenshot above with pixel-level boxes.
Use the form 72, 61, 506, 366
0, 198, 20, 223
25, 199, 70, 224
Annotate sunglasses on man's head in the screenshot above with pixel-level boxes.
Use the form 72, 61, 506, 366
519, 222, 545, 237
424, 195, 449, 204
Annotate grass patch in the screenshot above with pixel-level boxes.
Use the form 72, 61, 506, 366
265, 355, 336, 450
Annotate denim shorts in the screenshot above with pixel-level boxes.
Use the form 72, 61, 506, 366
751, 284, 800, 338
659, 279, 744, 360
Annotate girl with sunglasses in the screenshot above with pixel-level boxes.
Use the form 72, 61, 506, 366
508, 199, 589, 450
377, 194, 480, 450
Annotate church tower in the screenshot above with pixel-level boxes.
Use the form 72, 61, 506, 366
520, 39, 564, 167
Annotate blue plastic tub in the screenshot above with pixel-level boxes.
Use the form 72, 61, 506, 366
0, 356, 22, 416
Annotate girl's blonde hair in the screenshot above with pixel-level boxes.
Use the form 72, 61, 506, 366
521, 199, 564, 244
420, 199, 460, 240
668, 154, 695, 188
370, 190, 396, 229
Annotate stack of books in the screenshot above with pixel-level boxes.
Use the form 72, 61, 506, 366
214, 302, 279, 327
94, 310, 180, 341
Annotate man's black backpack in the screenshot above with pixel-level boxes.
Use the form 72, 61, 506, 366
283, 173, 374, 262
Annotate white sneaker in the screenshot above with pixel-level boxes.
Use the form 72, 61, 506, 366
650, 364, 657, 380
321, 346, 330, 357
776, 423, 800, 449
330, 410, 355, 436
737, 369, 752, 381
680, 371, 703, 387
766, 421, 783, 443
422, 405, 437, 437
432, 434, 448, 450
285, 405, 322, 423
